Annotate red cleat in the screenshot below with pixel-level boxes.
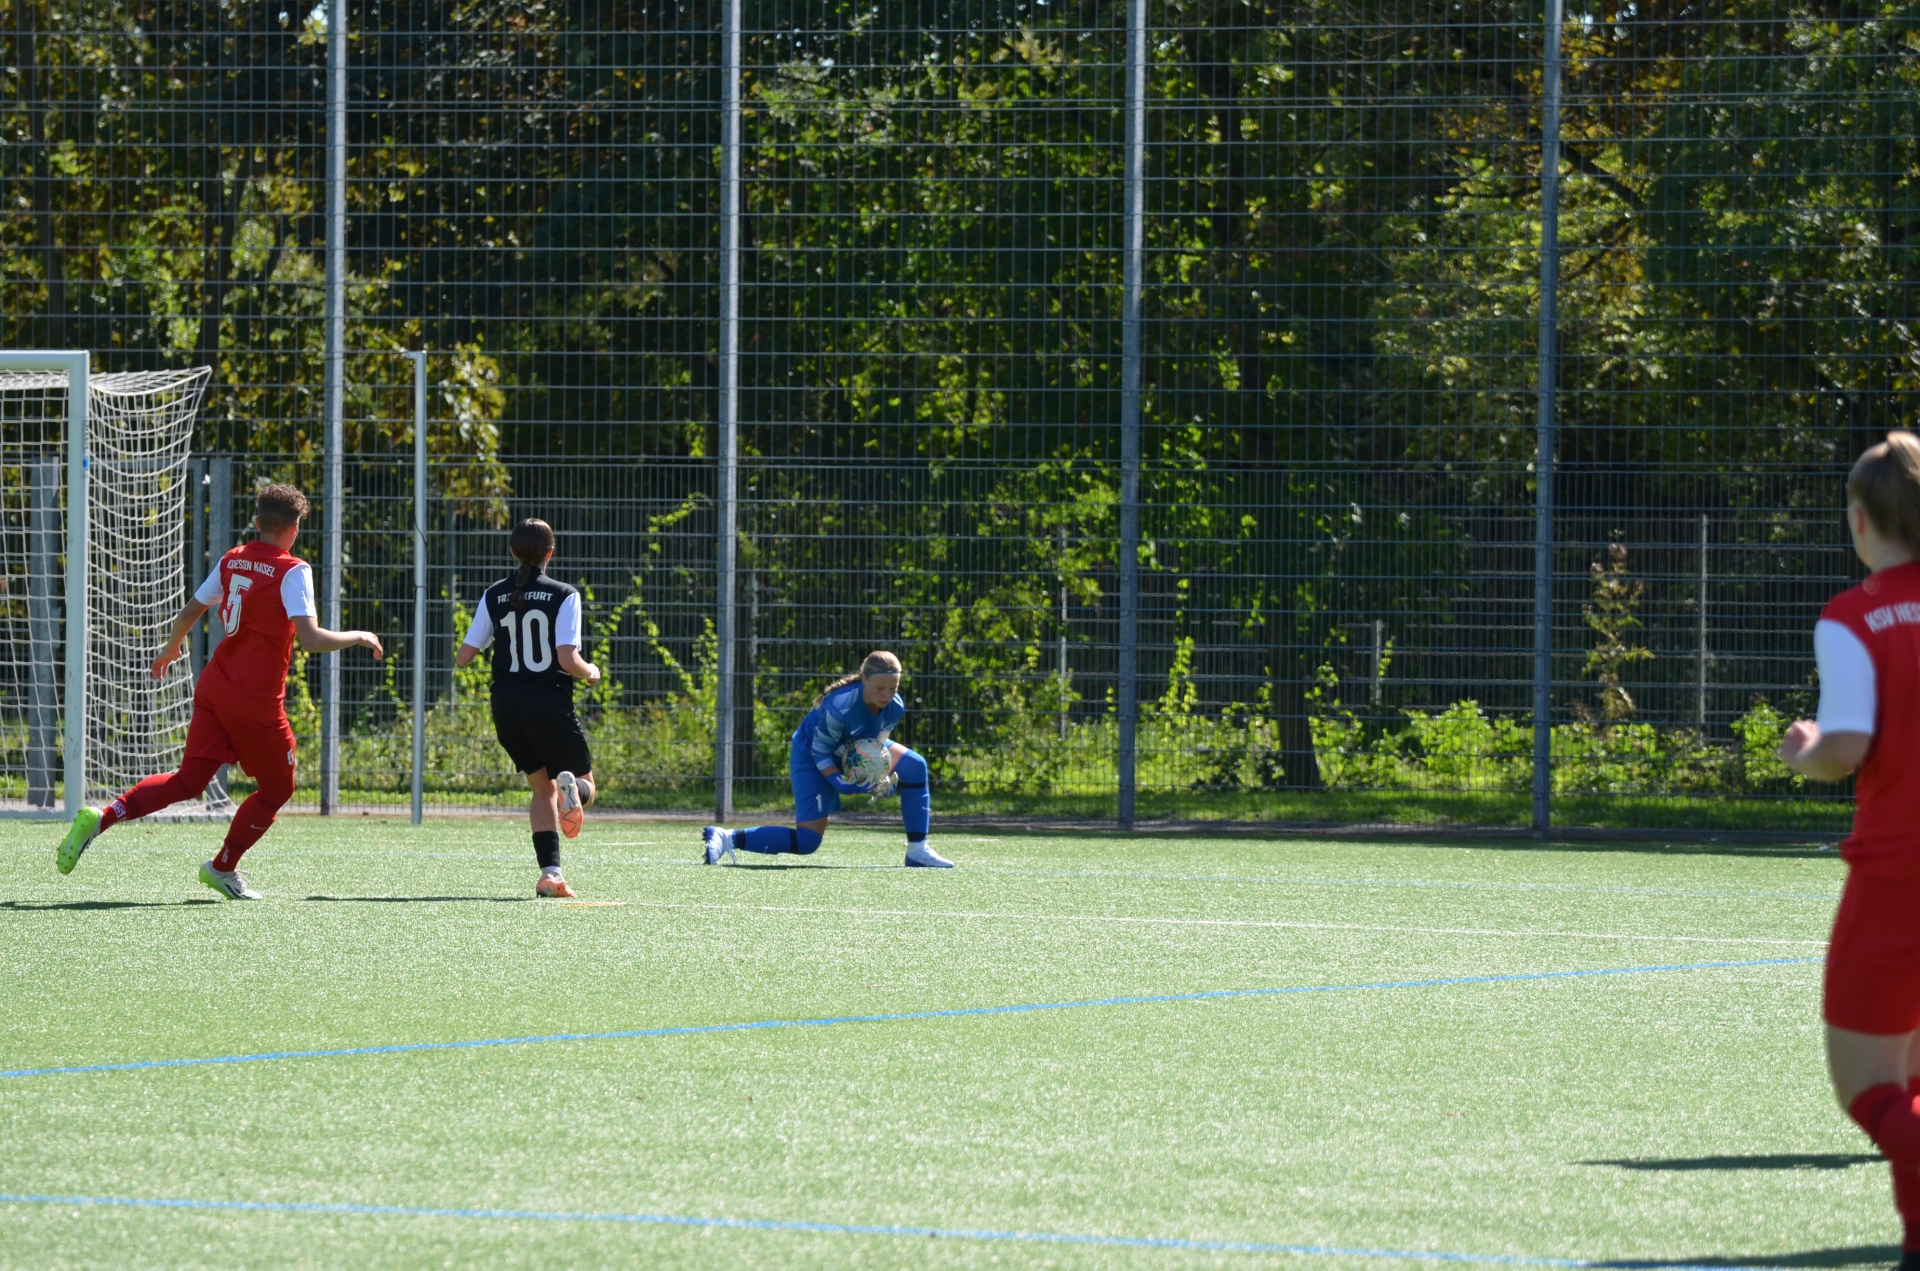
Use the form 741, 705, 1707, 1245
535, 873, 578, 899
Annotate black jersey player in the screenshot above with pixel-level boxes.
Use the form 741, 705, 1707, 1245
456, 518, 602, 897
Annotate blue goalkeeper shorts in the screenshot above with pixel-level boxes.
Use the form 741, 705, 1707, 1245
790, 736, 841, 822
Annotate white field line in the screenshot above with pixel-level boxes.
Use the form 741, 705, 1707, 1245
621, 900, 1827, 946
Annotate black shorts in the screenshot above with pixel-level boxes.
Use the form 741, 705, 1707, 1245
490, 683, 592, 778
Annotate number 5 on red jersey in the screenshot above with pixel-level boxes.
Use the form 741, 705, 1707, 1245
220, 572, 253, 637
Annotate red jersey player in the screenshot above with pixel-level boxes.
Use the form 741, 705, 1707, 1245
1780, 431, 1920, 1271
54, 483, 384, 900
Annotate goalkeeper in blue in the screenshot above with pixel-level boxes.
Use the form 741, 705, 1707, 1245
703, 650, 952, 868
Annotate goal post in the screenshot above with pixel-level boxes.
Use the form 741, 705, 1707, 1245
0, 352, 211, 819
0, 351, 88, 818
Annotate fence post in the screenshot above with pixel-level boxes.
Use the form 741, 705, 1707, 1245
207, 455, 232, 806
714, 0, 742, 823
187, 457, 206, 677
1697, 512, 1708, 729
320, 0, 348, 816
1115, 0, 1146, 831
410, 350, 428, 826
1531, 0, 1564, 838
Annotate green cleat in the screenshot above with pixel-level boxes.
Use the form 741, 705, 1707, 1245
55, 807, 102, 876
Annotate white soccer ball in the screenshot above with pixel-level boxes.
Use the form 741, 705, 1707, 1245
837, 737, 893, 790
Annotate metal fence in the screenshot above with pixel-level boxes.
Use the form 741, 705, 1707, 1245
6, 0, 1909, 834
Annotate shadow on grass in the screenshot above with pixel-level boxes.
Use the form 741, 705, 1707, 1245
724, 861, 891, 871
1595, 1249, 1897, 1268
302, 894, 531, 904
0, 898, 218, 911
1582, 1153, 1881, 1171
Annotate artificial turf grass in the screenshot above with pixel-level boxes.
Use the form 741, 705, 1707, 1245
0, 818, 1883, 1270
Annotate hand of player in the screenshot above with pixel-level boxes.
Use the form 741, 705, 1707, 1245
150, 645, 182, 681
360, 632, 385, 660
827, 771, 865, 796
582, 662, 602, 688
1776, 719, 1820, 769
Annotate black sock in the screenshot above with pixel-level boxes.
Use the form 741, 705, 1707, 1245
533, 830, 561, 871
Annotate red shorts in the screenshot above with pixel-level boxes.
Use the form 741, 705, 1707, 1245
184, 678, 297, 784
1823, 870, 1920, 1035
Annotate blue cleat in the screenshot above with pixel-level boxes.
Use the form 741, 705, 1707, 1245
702, 825, 736, 866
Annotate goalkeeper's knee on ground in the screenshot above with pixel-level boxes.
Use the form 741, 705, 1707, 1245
736, 825, 824, 855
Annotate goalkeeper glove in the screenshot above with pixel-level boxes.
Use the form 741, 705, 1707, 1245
827, 772, 866, 796
867, 771, 899, 799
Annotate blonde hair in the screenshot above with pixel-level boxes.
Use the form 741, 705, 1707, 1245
815, 650, 903, 706
1849, 431, 1920, 555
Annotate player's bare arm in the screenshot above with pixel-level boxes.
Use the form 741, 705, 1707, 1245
1779, 497, 1911, 783
557, 643, 601, 687
292, 614, 385, 659
149, 598, 213, 681
1777, 721, 1870, 782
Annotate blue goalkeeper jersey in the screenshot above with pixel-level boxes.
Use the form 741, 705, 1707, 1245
795, 681, 905, 772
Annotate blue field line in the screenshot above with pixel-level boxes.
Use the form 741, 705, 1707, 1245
0, 1192, 1827, 1270
0, 957, 1815, 1082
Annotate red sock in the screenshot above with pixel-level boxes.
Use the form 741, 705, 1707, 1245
98, 759, 222, 833
211, 790, 280, 871
1852, 1084, 1920, 1250
1851, 1085, 1920, 1161
1901, 1080, 1920, 1252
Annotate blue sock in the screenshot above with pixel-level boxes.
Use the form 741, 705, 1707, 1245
895, 749, 931, 843
736, 825, 790, 854
736, 825, 824, 855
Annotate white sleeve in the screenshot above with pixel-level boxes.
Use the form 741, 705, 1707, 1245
280, 563, 316, 619
192, 564, 224, 607
1815, 619, 1877, 736
461, 602, 493, 650
555, 593, 582, 648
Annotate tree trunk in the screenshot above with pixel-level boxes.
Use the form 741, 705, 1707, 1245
1270, 583, 1325, 792
734, 565, 757, 782
195, 147, 238, 372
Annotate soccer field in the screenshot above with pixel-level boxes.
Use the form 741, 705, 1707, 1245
0, 819, 1881, 1269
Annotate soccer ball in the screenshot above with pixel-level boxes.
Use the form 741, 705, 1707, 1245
837, 737, 893, 790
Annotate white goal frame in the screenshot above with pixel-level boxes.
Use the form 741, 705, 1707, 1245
0, 350, 88, 818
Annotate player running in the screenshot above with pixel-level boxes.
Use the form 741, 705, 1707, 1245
456, 517, 601, 898
1779, 431, 1920, 1271
54, 483, 384, 899
701, 650, 951, 869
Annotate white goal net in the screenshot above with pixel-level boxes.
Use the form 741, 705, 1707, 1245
1, 365, 211, 812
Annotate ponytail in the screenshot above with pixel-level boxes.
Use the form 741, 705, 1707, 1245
1850, 432, 1920, 556
814, 650, 903, 706
507, 518, 555, 613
